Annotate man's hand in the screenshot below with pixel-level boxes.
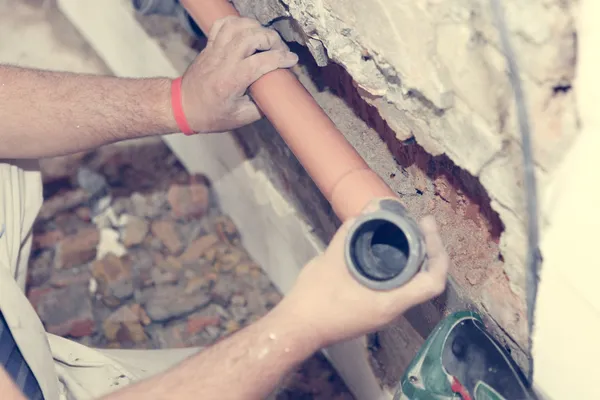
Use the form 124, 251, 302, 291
100, 197, 448, 400
281, 198, 450, 348
0, 16, 297, 158
181, 16, 298, 133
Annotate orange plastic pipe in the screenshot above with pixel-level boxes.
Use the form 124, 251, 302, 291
180, 0, 395, 221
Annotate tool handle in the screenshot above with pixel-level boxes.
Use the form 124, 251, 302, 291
344, 199, 426, 291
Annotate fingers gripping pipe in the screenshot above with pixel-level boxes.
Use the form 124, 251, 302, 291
178, 0, 426, 289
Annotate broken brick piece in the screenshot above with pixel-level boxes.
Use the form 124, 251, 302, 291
33, 230, 64, 250
38, 189, 89, 221
36, 284, 95, 338
167, 181, 209, 219
214, 215, 240, 245
180, 234, 219, 263
151, 220, 183, 255
122, 215, 149, 248
186, 315, 220, 336
103, 305, 148, 344
92, 254, 133, 307
144, 285, 210, 322
54, 228, 99, 269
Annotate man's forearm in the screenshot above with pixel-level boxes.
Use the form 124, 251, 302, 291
104, 303, 320, 400
0, 65, 178, 158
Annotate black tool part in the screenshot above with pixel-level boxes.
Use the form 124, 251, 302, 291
442, 318, 535, 399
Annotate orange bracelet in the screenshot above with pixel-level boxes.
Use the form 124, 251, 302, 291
171, 77, 195, 136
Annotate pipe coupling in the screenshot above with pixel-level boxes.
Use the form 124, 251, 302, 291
345, 199, 426, 291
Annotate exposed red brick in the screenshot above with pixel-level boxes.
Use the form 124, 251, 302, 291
315, 61, 508, 317
320, 62, 503, 241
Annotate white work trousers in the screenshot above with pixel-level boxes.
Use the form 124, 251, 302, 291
0, 160, 198, 400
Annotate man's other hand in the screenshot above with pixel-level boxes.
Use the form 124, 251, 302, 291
280, 198, 450, 349
181, 16, 298, 133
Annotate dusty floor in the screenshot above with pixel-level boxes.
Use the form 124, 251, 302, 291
27, 140, 353, 399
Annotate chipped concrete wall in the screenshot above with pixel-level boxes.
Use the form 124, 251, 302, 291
235, 0, 579, 302
231, 0, 580, 374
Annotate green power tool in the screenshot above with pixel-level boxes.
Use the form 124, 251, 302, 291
394, 311, 536, 400
343, 204, 536, 399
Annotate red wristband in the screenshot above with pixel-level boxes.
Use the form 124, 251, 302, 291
171, 77, 195, 136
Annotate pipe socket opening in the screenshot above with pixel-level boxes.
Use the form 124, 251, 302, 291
350, 218, 410, 282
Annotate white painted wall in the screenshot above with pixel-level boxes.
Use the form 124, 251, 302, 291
532, 0, 600, 397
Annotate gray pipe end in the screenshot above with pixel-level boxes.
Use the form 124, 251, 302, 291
344, 201, 426, 291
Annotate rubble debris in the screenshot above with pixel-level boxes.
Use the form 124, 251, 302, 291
143, 284, 211, 322
54, 228, 99, 269
27, 141, 351, 396
28, 250, 53, 287
167, 180, 209, 219
103, 305, 148, 344
180, 234, 219, 262
214, 215, 241, 245
121, 215, 149, 248
92, 254, 134, 307
151, 219, 183, 255
35, 284, 95, 338
97, 228, 127, 259
33, 229, 64, 251
77, 166, 111, 216
38, 189, 89, 221
130, 192, 167, 218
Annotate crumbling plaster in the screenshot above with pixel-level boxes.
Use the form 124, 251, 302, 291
233, 0, 580, 298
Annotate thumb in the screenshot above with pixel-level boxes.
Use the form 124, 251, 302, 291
231, 96, 262, 127
238, 50, 299, 90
